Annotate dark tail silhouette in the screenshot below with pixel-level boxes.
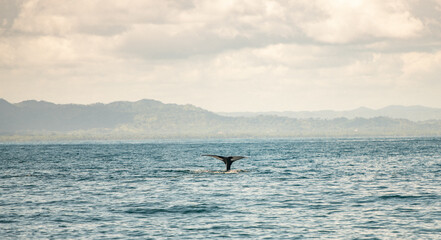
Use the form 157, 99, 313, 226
202, 155, 247, 171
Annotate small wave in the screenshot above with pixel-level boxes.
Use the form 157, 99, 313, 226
152, 169, 249, 175
191, 169, 248, 174
0, 174, 28, 179
159, 169, 193, 174
124, 204, 219, 215
0, 220, 16, 224
378, 194, 438, 200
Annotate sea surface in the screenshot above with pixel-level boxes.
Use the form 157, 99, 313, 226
1, 137, 441, 239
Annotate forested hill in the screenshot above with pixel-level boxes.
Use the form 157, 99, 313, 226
0, 99, 216, 132
218, 106, 441, 121
1, 99, 441, 140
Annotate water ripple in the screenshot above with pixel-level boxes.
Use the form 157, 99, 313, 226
1, 137, 440, 239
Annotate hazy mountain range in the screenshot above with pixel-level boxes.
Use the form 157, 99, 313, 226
218, 106, 441, 122
1, 98, 441, 140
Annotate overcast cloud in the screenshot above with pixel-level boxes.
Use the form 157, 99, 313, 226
1, 0, 441, 111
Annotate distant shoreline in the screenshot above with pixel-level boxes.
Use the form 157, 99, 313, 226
2, 99, 441, 142
2, 134, 441, 144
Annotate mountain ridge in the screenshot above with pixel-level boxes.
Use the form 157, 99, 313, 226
4, 98, 441, 121
1, 98, 441, 140
218, 105, 441, 121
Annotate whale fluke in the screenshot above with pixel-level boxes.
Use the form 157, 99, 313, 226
202, 155, 247, 171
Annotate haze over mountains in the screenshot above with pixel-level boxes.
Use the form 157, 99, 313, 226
219, 106, 441, 122
1, 98, 441, 141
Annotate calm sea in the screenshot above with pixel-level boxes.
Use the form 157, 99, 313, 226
1, 138, 440, 239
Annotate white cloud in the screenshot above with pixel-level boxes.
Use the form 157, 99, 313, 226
11, 0, 73, 35
301, 0, 423, 43
401, 50, 441, 84
1, 0, 441, 111
0, 36, 76, 69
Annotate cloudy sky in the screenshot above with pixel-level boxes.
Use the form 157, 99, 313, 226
1, 0, 441, 112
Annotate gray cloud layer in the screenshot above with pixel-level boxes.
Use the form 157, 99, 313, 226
1, 0, 441, 111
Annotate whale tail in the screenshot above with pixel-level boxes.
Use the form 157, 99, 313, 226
202, 155, 247, 171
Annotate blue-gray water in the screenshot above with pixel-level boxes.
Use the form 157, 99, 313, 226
1, 138, 440, 239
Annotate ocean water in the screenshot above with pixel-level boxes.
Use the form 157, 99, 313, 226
1, 137, 440, 239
